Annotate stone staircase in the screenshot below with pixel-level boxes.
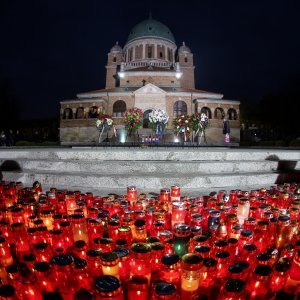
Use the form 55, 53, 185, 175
0, 147, 300, 195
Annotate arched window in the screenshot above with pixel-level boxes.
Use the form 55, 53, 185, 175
76, 107, 84, 119
143, 109, 152, 128
63, 108, 73, 119
227, 108, 237, 120
200, 107, 212, 119
89, 106, 99, 118
184, 57, 188, 63
214, 107, 225, 119
113, 100, 126, 117
173, 101, 187, 117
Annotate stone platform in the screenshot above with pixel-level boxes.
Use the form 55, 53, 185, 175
0, 147, 299, 195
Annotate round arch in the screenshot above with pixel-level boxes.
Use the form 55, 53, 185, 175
75, 107, 84, 119
113, 100, 126, 117
200, 107, 212, 119
214, 107, 225, 119
89, 106, 99, 118
173, 100, 187, 117
143, 109, 153, 128
227, 108, 237, 120
63, 108, 73, 119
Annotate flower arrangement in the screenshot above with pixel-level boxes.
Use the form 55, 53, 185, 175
96, 114, 114, 132
173, 114, 194, 135
123, 107, 143, 135
148, 109, 169, 132
149, 109, 169, 124
191, 112, 209, 133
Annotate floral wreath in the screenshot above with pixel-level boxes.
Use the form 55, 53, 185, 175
191, 112, 209, 134
148, 109, 169, 131
173, 114, 194, 135
96, 114, 114, 132
123, 107, 143, 134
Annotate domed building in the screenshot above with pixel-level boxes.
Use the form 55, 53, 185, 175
60, 16, 240, 144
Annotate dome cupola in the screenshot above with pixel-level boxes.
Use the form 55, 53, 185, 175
178, 42, 191, 54
127, 17, 175, 43
110, 42, 122, 53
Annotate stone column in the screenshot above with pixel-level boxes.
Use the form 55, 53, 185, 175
142, 44, 145, 59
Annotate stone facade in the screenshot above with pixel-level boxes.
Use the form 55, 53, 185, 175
60, 17, 240, 145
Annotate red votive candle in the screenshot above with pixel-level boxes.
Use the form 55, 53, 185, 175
127, 186, 137, 206
128, 276, 148, 300
171, 185, 181, 202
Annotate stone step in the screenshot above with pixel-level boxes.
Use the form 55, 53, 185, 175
0, 148, 300, 162
2, 169, 292, 191
0, 159, 287, 174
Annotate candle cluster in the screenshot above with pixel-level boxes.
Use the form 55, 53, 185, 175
0, 180, 299, 299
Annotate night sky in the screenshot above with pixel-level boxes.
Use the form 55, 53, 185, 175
1, 0, 299, 120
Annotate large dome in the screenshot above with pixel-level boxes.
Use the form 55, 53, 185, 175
127, 18, 175, 43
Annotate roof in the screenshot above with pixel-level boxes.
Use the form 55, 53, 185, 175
125, 66, 173, 72
77, 86, 223, 98
127, 18, 175, 43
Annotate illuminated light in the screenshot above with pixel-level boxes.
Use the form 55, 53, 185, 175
119, 72, 125, 78
175, 72, 182, 79
174, 137, 179, 143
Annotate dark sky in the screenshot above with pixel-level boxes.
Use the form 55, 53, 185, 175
1, 0, 299, 120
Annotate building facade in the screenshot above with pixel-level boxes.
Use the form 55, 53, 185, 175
60, 17, 240, 144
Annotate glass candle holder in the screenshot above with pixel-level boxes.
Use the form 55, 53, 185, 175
246, 265, 272, 299
113, 248, 130, 287
130, 243, 152, 285
133, 219, 147, 242
153, 281, 179, 300
94, 275, 124, 300
160, 254, 180, 289
86, 249, 102, 278
50, 254, 77, 298
181, 253, 203, 299
150, 242, 165, 281
93, 238, 114, 253
108, 220, 120, 242
117, 226, 132, 246
160, 188, 171, 203
127, 186, 137, 206
269, 258, 290, 293
284, 249, 300, 295
236, 198, 250, 225
65, 192, 77, 214
71, 214, 88, 243
127, 276, 148, 300
72, 240, 87, 260
11, 223, 30, 259
215, 251, 230, 280
33, 242, 52, 262
50, 230, 66, 254
238, 229, 253, 252
33, 261, 56, 294
40, 210, 54, 231
171, 202, 186, 229
0, 236, 14, 267
171, 185, 181, 202
219, 278, 246, 300
276, 215, 293, 250
208, 210, 220, 232
100, 252, 120, 279
60, 221, 74, 249
173, 224, 191, 258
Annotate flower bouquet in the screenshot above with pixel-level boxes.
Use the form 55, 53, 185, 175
173, 115, 194, 142
123, 107, 143, 136
96, 114, 114, 143
191, 112, 209, 144
148, 109, 169, 139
